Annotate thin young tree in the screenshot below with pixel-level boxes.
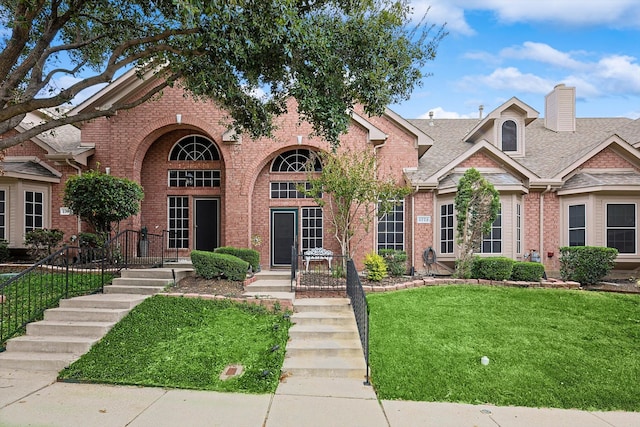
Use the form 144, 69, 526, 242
302, 148, 411, 263
454, 168, 500, 278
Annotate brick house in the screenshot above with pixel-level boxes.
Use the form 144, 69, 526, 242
3, 71, 640, 275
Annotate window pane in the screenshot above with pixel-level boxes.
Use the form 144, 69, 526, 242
607, 204, 635, 227
569, 205, 585, 228
569, 229, 585, 246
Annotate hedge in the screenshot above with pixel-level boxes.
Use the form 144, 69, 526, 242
559, 246, 618, 285
190, 250, 249, 281
214, 246, 260, 272
510, 261, 545, 281
364, 252, 387, 282
471, 257, 514, 281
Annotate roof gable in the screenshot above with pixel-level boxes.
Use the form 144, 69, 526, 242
464, 97, 539, 143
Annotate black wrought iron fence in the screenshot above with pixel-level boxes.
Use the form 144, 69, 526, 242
294, 254, 349, 291
0, 246, 113, 348
346, 258, 370, 385
101, 229, 170, 271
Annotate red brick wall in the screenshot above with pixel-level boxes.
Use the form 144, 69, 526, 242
581, 147, 639, 171
78, 87, 419, 270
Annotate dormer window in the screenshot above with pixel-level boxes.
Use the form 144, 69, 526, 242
501, 120, 517, 152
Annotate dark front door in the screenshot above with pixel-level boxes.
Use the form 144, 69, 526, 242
271, 209, 296, 267
195, 198, 219, 251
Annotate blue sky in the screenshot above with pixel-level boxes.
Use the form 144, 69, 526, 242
391, 0, 640, 120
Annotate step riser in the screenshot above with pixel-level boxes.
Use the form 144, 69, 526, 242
244, 285, 290, 293
282, 367, 366, 379
288, 330, 359, 340
59, 298, 145, 310
27, 323, 112, 338
292, 317, 354, 327
111, 278, 172, 287
0, 357, 72, 372
103, 285, 163, 295
286, 348, 363, 358
294, 305, 352, 314
121, 269, 193, 281
255, 274, 290, 281
6, 340, 94, 354
44, 309, 127, 322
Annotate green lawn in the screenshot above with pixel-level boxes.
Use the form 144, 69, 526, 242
368, 285, 640, 411
59, 296, 291, 394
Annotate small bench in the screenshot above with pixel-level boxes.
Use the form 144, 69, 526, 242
304, 248, 334, 271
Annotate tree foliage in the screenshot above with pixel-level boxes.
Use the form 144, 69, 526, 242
302, 148, 411, 259
454, 168, 500, 278
63, 170, 144, 238
0, 0, 446, 149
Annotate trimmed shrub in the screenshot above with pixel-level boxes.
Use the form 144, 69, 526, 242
25, 228, 64, 259
214, 246, 260, 272
510, 261, 545, 281
0, 239, 9, 262
378, 249, 407, 277
471, 256, 514, 281
364, 252, 387, 282
191, 250, 249, 281
559, 246, 618, 285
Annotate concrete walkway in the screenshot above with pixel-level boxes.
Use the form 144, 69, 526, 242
1, 369, 639, 426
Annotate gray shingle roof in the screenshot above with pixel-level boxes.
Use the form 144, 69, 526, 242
562, 171, 640, 191
1, 160, 59, 178
407, 117, 635, 185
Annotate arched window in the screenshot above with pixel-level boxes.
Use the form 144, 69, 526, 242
169, 135, 220, 161
271, 149, 321, 172
501, 120, 517, 152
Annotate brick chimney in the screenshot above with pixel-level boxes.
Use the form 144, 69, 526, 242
545, 84, 576, 132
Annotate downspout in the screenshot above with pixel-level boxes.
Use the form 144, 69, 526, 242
372, 138, 388, 253
66, 158, 83, 235
411, 185, 418, 273
540, 185, 552, 268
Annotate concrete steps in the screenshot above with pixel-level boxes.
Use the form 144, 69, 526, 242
103, 267, 193, 294
242, 272, 294, 302
0, 270, 159, 372
282, 298, 367, 380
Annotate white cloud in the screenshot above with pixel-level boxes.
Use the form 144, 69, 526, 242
410, 1, 474, 35
410, 0, 640, 34
500, 42, 585, 70
462, 67, 555, 94
417, 106, 477, 119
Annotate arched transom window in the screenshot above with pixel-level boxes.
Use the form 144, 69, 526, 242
271, 149, 321, 172
501, 120, 517, 152
169, 135, 220, 161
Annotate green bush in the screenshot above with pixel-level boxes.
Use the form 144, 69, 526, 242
25, 228, 64, 259
559, 246, 618, 285
191, 250, 249, 281
364, 252, 387, 282
214, 246, 260, 272
378, 249, 407, 277
471, 257, 514, 281
510, 261, 545, 281
0, 239, 9, 262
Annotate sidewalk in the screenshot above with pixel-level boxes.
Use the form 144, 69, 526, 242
1, 369, 638, 427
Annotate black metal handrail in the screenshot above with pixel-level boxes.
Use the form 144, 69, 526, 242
0, 246, 110, 348
290, 245, 298, 292
346, 258, 370, 385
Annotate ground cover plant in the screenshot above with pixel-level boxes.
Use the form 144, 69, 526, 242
1, 271, 110, 345
59, 296, 291, 393
368, 285, 640, 411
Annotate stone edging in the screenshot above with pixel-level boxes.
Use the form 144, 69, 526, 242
160, 292, 293, 311
362, 277, 582, 293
